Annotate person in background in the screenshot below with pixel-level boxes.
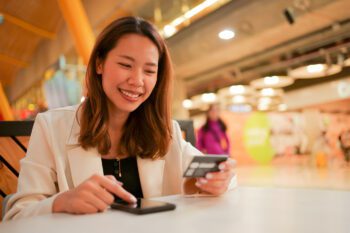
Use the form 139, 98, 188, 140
311, 130, 330, 168
4, 17, 236, 220
196, 104, 230, 155
339, 130, 350, 164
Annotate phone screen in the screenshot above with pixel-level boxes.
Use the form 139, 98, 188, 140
111, 198, 176, 215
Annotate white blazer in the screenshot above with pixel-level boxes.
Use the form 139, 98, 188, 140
4, 105, 202, 220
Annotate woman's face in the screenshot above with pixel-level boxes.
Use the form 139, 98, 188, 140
97, 33, 159, 115
208, 105, 220, 121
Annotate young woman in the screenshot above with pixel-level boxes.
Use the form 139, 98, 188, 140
197, 104, 230, 155
4, 17, 236, 220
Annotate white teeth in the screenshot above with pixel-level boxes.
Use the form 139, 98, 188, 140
120, 89, 140, 98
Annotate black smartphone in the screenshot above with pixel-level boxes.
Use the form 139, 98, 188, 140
111, 198, 176, 215
183, 154, 228, 178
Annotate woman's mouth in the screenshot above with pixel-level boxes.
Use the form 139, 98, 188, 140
119, 88, 143, 101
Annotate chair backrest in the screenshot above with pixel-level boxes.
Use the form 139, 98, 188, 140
0, 121, 34, 220
176, 120, 196, 146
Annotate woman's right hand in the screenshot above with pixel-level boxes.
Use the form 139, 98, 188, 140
52, 174, 137, 214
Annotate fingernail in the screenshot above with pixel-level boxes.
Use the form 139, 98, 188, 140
130, 196, 137, 203
219, 164, 225, 170
206, 173, 213, 179
199, 178, 207, 184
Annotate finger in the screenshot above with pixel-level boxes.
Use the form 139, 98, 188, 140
75, 201, 99, 214
196, 180, 227, 195
205, 170, 234, 181
197, 178, 228, 189
105, 175, 123, 186
82, 191, 110, 212
96, 176, 137, 203
70, 199, 99, 214
218, 158, 236, 171
79, 178, 115, 205
199, 184, 227, 196
93, 187, 115, 205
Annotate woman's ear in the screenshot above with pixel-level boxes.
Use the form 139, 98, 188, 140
96, 58, 103, 75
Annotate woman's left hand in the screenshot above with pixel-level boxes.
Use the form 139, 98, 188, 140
195, 158, 236, 196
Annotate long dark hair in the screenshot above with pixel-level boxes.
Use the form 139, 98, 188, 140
78, 16, 173, 159
202, 104, 227, 132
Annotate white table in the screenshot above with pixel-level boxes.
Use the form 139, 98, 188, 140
1, 186, 349, 233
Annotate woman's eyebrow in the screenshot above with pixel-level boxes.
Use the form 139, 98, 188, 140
145, 62, 158, 67
118, 55, 134, 61
118, 55, 157, 67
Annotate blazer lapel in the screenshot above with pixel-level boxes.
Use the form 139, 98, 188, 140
137, 157, 164, 198
67, 147, 103, 187
66, 112, 103, 187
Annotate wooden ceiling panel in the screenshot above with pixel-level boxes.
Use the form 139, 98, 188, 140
0, 0, 62, 85
0, 0, 61, 32
0, 61, 18, 86
0, 20, 41, 61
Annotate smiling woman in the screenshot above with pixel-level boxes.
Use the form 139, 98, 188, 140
3, 16, 236, 220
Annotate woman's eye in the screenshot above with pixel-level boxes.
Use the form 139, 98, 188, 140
145, 70, 156, 75
118, 63, 132, 68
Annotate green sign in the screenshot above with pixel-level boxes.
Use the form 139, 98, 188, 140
244, 112, 274, 164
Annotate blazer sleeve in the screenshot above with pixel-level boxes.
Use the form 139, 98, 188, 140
4, 113, 60, 221
172, 121, 202, 170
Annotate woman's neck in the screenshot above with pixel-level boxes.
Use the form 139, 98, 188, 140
107, 104, 129, 131
105, 104, 130, 159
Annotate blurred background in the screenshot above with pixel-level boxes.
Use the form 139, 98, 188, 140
0, 0, 350, 190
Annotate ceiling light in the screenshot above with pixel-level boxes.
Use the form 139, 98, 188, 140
185, 0, 218, 18
288, 63, 342, 79
218, 29, 235, 40
218, 85, 254, 96
229, 85, 245, 94
182, 99, 193, 109
259, 88, 283, 97
163, 25, 177, 38
307, 64, 325, 73
250, 76, 294, 89
201, 92, 217, 103
232, 95, 246, 104
264, 76, 280, 85
171, 17, 186, 27
161, 0, 221, 38
190, 95, 203, 109
258, 97, 272, 105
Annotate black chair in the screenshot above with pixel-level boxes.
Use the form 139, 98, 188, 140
176, 120, 196, 146
0, 121, 34, 219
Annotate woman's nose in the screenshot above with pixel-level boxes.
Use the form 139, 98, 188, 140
128, 69, 144, 86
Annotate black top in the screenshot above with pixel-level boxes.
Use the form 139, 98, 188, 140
101, 157, 143, 199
